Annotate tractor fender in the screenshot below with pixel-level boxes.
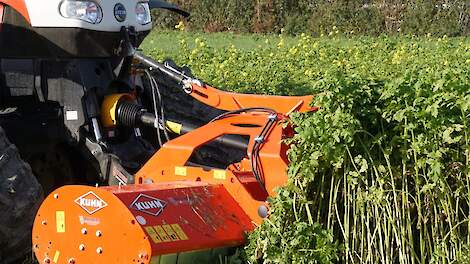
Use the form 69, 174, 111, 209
0, 0, 29, 23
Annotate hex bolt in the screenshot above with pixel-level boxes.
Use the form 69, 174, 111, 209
43, 258, 51, 263
96, 230, 102, 237
96, 247, 103, 254
41, 220, 47, 226
53, 193, 59, 199
68, 258, 76, 264
79, 244, 85, 251
81, 228, 87, 235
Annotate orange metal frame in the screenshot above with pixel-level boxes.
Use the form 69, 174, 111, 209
188, 82, 317, 115
137, 111, 292, 224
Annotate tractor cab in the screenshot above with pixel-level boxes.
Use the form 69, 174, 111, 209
0, 0, 188, 57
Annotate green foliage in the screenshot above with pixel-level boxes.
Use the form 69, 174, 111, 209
152, 0, 470, 36
245, 200, 339, 263
144, 32, 470, 263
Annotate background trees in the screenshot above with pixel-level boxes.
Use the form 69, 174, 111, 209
152, 0, 470, 36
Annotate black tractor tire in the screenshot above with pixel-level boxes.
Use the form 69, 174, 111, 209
0, 127, 43, 264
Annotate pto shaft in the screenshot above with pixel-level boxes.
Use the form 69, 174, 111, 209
115, 101, 249, 150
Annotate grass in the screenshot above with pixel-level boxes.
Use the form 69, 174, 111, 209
140, 30, 300, 55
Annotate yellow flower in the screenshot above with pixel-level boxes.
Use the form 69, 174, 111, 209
289, 47, 298, 55
392, 50, 404, 65
175, 21, 185, 31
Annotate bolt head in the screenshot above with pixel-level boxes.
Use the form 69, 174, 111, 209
79, 244, 85, 251
43, 258, 51, 264
68, 258, 76, 264
96, 230, 102, 237
53, 193, 59, 199
144, 178, 154, 184
258, 205, 269, 218
96, 247, 103, 254
81, 228, 87, 235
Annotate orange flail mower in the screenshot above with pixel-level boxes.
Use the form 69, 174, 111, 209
33, 80, 315, 263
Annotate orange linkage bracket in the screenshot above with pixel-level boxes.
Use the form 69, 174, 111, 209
136, 111, 292, 224
188, 82, 317, 115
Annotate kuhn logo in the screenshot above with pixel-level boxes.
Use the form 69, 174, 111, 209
74, 191, 108, 215
130, 194, 167, 216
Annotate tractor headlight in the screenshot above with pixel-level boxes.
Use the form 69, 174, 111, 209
135, 2, 151, 25
59, 0, 103, 24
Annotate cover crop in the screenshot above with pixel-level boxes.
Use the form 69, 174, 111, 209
145, 32, 470, 263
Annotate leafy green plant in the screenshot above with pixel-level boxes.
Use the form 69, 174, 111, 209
145, 31, 470, 263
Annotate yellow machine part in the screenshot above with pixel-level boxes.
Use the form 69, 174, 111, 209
101, 93, 134, 127
165, 121, 183, 134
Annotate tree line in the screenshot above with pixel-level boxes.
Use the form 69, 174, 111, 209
153, 0, 470, 36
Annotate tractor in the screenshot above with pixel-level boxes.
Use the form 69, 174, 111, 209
0, 0, 314, 263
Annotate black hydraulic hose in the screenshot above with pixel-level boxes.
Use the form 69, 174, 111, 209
145, 70, 163, 147
152, 76, 170, 141
210, 107, 276, 122
209, 106, 278, 190
251, 116, 277, 188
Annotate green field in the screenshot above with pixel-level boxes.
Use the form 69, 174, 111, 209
141, 30, 302, 52
142, 31, 470, 263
